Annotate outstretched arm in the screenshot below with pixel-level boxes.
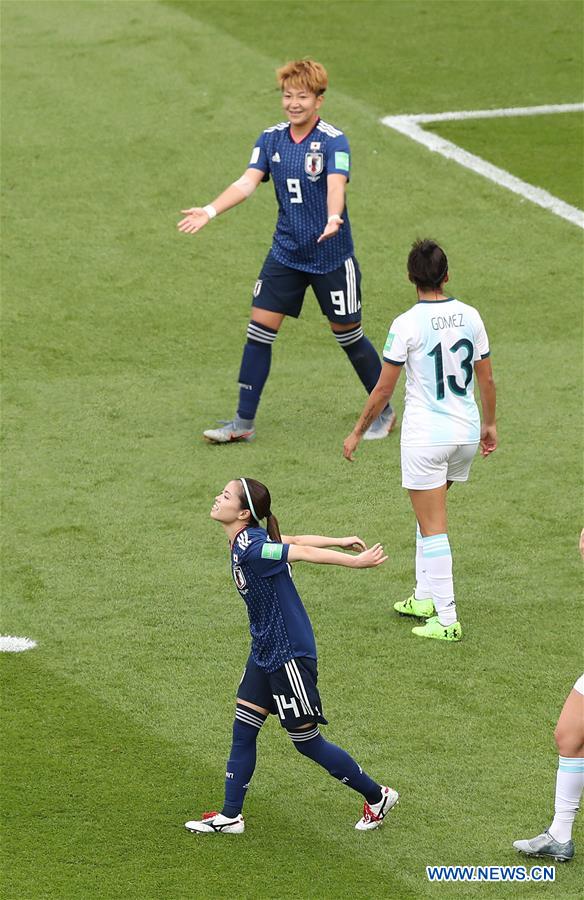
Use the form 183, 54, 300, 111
474, 357, 497, 456
281, 534, 367, 551
343, 362, 402, 461
177, 168, 265, 234
287, 543, 387, 568
317, 174, 347, 243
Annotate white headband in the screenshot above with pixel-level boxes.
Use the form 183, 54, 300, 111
240, 478, 262, 523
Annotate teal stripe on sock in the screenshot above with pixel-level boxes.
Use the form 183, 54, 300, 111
422, 534, 451, 558
559, 757, 584, 772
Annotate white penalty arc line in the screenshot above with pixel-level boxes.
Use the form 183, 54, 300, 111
381, 103, 584, 229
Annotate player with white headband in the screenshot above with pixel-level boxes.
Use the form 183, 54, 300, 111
184, 476, 399, 835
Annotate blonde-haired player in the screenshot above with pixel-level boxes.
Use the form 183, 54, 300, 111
344, 239, 497, 641
178, 59, 395, 444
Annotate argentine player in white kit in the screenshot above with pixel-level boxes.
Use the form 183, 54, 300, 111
513, 534, 584, 862
344, 239, 497, 641
513, 674, 584, 862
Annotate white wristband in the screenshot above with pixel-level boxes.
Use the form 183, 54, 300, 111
328, 214, 342, 224
203, 204, 217, 220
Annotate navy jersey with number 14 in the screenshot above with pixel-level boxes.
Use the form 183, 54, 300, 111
230, 527, 317, 672
248, 118, 354, 274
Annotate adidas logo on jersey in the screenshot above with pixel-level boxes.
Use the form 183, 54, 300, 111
237, 531, 251, 550
271, 152, 281, 162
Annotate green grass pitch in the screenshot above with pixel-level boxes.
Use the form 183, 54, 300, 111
1, 1, 583, 898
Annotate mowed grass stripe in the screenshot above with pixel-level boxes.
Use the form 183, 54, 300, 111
426, 113, 584, 210
170, 0, 584, 115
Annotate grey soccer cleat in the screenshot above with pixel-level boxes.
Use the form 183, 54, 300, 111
203, 420, 256, 444
363, 408, 397, 441
513, 831, 574, 862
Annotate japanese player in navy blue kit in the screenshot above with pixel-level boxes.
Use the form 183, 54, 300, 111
178, 59, 396, 444
184, 478, 399, 834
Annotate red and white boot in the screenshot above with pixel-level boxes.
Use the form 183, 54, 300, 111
355, 786, 399, 831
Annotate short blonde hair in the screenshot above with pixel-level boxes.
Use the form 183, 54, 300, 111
276, 59, 328, 95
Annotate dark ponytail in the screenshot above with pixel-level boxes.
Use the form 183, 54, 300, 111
265, 510, 283, 543
407, 238, 448, 290
238, 477, 283, 542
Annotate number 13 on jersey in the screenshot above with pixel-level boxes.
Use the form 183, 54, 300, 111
428, 338, 474, 399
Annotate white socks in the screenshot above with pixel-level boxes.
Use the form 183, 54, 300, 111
414, 523, 431, 600
422, 533, 457, 626
549, 756, 584, 843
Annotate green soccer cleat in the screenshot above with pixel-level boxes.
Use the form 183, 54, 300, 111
394, 593, 435, 618
412, 616, 462, 641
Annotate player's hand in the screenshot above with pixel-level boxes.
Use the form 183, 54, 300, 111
338, 536, 367, 552
343, 431, 360, 462
177, 208, 211, 234
480, 424, 497, 457
352, 543, 388, 568
317, 218, 343, 243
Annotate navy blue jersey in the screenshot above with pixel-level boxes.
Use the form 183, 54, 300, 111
230, 526, 317, 672
248, 118, 354, 274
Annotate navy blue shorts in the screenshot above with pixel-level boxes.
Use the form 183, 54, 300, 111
236, 654, 328, 729
252, 252, 362, 324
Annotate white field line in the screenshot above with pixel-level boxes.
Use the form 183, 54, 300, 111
381, 104, 584, 229
0, 635, 37, 652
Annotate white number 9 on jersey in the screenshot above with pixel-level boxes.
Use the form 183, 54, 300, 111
287, 178, 303, 203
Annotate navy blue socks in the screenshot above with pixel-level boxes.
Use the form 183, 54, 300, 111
236, 321, 278, 422
236, 320, 390, 423
288, 725, 382, 805
334, 325, 391, 409
221, 706, 266, 818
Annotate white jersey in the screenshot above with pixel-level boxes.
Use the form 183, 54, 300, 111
383, 297, 490, 446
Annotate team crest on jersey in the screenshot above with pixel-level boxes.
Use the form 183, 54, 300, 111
233, 565, 247, 593
305, 151, 324, 181
253, 279, 263, 298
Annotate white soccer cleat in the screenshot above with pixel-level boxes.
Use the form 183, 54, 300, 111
355, 785, 399, 831
203, 420, 256, 444
363, 409, 397, 441
184, 811, 245, 834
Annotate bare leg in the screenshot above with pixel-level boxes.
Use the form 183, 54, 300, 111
554, 689, 584, 758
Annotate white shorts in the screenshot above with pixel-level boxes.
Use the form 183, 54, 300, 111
574, 674, 584, 695
401, 442, 479, 490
